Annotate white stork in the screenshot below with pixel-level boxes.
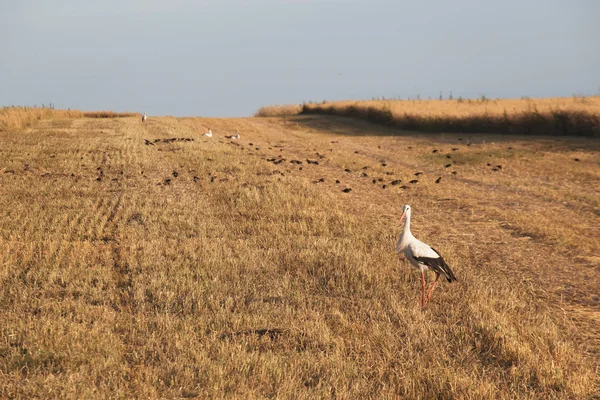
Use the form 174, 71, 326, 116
396, 204, 457, 308
203, 129, 213, 137
142, 112, 147, 122
227, 130, 240, 139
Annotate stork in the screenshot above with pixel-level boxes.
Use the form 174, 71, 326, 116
227, 130, 240, 139
142, 112, 147, 122
396, 204, 457, 308
203, 129, 213, 137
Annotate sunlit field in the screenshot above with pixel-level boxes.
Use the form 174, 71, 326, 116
0, 106, 139, 133
0, 110, 599, 398
0, 106, 83, 133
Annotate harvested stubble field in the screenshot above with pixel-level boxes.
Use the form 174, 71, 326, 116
0, 112, 599, 398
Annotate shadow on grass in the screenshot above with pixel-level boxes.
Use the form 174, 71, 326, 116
286, 114, 600, 150
300, 103, 600, 137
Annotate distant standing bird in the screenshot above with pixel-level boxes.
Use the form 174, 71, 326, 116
396, 205, 457, 308
142, 112, 147, 122
226, 131, 240, 139
203, 129, 213, 137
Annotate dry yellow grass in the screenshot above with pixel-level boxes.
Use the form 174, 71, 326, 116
308, 96, 600, 118
0, 106, 83, 133
262, 96, 600, 136
0, 113, 599, 398
83, 111, 140, 119
0, 107, 139, 133
255, 104, 303, 117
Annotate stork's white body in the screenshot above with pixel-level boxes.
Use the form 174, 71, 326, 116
203, 129, 213, 137
397, 227, 443, 273
142, 112, 147, 122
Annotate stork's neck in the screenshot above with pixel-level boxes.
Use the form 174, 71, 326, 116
397, 214, 414, 251
404, 214, 411, 234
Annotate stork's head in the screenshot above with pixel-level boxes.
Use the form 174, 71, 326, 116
400, 204, 411, 224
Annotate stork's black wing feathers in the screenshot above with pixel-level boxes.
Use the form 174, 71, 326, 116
413, 247, 457, 282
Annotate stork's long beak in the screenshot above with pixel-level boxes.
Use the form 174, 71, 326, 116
400, 210, 406, 224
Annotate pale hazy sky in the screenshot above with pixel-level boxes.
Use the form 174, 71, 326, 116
1, 0, 598, 117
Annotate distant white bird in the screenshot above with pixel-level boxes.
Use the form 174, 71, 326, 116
396, 204, 457, 308
226, 130, 240, 139
142, 112, 147, 122
203, 129, 213, 137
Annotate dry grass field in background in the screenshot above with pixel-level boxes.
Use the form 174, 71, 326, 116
82, 111, 141, 119
258, 96, 600, 137
0, 107, 139, 134
0, 107, 83, 133
254, 104, 303, 117
0, 112, 599, 398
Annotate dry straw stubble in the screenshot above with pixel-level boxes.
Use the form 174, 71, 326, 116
0, 110, 598, 398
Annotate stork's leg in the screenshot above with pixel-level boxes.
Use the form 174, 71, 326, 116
420, 270, 426, 308
426, 272, 441, 306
